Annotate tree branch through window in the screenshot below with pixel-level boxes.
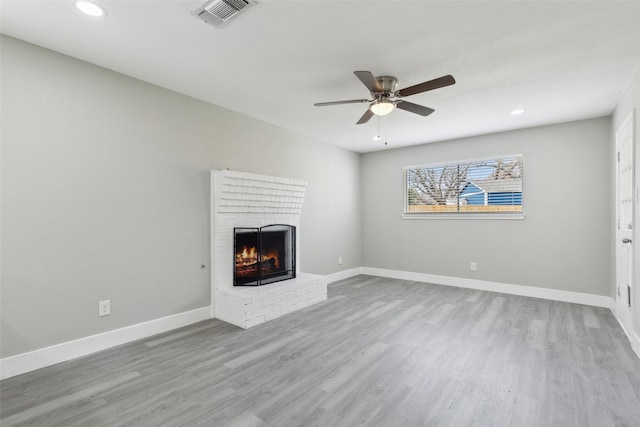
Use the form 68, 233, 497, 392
404, 155, 523, 215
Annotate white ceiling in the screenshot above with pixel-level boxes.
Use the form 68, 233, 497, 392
2, 1, 640, 153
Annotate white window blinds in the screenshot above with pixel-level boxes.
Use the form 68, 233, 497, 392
404, 155, 524, 215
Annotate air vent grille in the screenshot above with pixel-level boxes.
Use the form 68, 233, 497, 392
193, 0, 253, 28
225, 0, 249, 10
205, 0, 248, 21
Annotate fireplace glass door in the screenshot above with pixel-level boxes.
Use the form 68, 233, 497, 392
234, 224, 296, 286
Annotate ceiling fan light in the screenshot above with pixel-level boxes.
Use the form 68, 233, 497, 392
370, 101, 394, 116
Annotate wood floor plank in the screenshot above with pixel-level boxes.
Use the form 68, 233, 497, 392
0, 371, 141, 426
224, 410, 263, 427
223, 329, 308, 369
319, 341, 389, 393
366, 299, 404, 318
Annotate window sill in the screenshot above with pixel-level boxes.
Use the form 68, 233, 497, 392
402, 213, 526, 220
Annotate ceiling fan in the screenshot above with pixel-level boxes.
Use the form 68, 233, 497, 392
314, 71, 456, 125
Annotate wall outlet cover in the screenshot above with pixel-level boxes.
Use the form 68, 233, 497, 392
99, 300, 111, 317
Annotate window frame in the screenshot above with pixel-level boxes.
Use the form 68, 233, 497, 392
402, 154, 525, 220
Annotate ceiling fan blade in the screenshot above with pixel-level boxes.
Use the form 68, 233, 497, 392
354, 71, 383, 93
396, 101, 435, 117
396, 75, 456, 97
356, 108, 374, 125
314, 99, 370, 107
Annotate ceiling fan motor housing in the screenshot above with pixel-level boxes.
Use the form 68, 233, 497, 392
374, 76, 398, 96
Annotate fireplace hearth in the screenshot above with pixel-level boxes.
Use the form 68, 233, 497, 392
234, 224, 296, 286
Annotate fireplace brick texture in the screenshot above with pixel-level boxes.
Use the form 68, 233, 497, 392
211, 170, 328, 329
216, 274, 327, 328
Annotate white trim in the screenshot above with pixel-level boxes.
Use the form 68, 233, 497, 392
614, 109, 636, 340
403, 153, 524, 171
609, 277, 640, 360
361, 267, 611, 308
210, 171, 218, 320
325, 267, 363, 284
0, 306, 211, 380
611, 305, 640, 360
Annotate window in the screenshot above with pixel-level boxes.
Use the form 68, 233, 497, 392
404, 155, 524, 218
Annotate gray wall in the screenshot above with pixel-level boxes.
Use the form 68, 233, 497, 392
0, 33, 621, 360
0, 36, 361, 358
361, 118, 611, 296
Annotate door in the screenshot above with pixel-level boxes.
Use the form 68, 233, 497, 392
616, 111, 635, 333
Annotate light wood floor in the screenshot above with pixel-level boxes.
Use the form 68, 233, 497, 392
2, 275, 640, 426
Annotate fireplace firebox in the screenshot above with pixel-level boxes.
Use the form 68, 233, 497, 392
234, 224, 296, 286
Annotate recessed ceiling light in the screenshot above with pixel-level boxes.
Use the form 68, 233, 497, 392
75, 0, 108, 18
511, 109, 525, 115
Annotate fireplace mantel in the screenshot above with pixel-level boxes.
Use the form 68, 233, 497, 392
211, 170, 327, 328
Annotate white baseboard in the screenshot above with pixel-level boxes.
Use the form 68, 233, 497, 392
630, 331, 640, 359
361, 267, 611, 308
609, 297, 617, 313
0, 306, 211, 380
620, 322, 640, 360
1, 268, 630, 380
324, 267, 363, 283
609, 303, 640, 360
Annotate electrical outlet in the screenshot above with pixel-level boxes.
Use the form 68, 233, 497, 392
338, 256, 343, 265
99, 300, 111, 317
470, 262, 477, 272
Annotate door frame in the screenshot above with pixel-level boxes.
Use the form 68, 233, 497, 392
615, 109, 640, 357
615, 111, 634, 330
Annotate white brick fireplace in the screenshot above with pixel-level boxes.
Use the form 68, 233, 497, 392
211, 170, 328, 328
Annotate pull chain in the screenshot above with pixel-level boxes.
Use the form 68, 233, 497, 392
384, 115, 388, 146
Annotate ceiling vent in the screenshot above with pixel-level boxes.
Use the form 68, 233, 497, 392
192, 0, 255, 28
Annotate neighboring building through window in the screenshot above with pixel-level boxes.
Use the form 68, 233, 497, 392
404, 155, 523, 216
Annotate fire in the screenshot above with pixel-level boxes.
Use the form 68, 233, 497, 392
236, 246, 280, 269
237, 246, 257, 266
263, 249, 280, 268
